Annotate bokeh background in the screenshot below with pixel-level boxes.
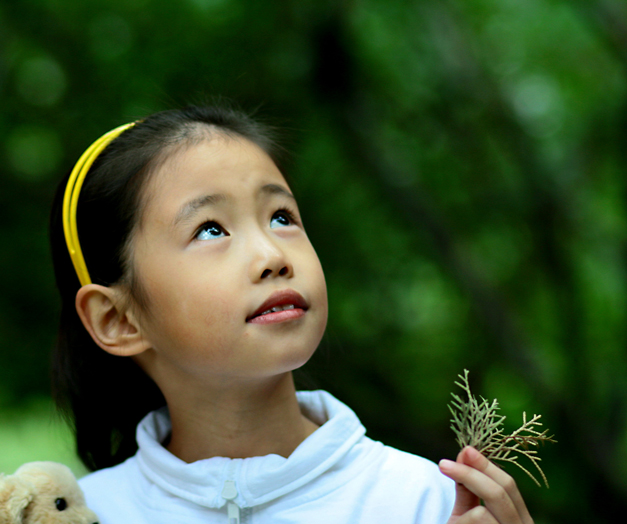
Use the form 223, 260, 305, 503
1, 0, 627, 521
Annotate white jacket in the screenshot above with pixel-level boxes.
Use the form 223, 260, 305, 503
80, 390, 455, 523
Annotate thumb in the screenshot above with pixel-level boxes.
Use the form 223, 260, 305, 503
450, 481, 480, 517
439, 458, 480, 518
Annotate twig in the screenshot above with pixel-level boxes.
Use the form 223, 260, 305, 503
448, 370, 556, 487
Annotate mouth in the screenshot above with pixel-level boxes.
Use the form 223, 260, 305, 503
247, 289, 309, 325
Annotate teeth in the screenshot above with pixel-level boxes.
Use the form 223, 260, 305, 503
261, 304, 295, 315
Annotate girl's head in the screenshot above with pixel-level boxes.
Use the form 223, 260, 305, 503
49, 105, 328, 471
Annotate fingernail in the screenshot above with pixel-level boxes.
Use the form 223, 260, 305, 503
465, 446, 480, 458
439, 459, 454, 472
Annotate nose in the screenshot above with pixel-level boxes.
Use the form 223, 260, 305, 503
249, 233, 293, 282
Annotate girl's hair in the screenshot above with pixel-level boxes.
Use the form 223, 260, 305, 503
49, 104, 285, 471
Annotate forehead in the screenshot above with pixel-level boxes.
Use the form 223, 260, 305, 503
141, 134, 289, 221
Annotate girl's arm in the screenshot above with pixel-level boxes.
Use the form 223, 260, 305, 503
439, 446, 534, 524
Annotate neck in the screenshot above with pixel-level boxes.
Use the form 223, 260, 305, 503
163, 373, 319, 463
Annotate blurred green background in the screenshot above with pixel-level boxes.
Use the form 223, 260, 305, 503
1, 0, 626, 521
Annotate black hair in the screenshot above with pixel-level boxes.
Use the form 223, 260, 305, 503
49, 104, 285, 471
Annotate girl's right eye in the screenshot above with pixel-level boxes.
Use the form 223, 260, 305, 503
195, 221, 228, 241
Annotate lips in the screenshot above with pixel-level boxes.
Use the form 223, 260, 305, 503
247, 289, 308, 324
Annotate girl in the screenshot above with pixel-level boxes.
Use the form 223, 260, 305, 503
49, 105, 534, 523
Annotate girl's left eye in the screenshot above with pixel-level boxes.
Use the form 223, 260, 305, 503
270, 210, 296, 229
195, 221, 228, 241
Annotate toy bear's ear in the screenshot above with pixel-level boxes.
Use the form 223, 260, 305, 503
0, 475, 35, 524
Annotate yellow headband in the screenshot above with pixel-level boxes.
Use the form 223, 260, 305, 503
62, 122, 136, 286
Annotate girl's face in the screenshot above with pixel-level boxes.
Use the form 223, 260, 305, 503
130, 134, 328, 388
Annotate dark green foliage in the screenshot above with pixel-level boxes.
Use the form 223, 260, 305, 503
1, 0, 627, 520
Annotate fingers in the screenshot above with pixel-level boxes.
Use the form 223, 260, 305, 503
457, 447, 531, 522
440, 457, 518, 523
439, 447, 533, 524
454, 506, 499, 524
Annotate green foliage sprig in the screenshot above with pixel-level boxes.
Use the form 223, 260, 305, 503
448, 370, 556, 488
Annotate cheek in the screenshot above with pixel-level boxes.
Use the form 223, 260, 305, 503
199, 293, 244, 345
315, 279, 329, 338
305, 248, 328, 303
301, 247, 328, 334
143, 275, 242, 351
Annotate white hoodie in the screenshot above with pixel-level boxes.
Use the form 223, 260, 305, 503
80, 390, 455, 523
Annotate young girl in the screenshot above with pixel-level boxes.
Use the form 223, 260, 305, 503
49, 105, 534, 523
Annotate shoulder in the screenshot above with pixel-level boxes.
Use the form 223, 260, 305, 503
297, 391, 455, 512
378, 444, 443, 474
79, 458, 134, 494
363, 440, 454, 493
79, 458, 148, 524
370, 442, 455, 522
308, 436, 454, 523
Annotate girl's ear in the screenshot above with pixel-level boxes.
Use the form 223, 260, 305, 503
75, 284, 150, 357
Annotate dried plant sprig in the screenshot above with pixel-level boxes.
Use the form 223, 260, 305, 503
448, 369, 556, 488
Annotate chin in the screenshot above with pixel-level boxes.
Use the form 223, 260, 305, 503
273, 341, 320, 377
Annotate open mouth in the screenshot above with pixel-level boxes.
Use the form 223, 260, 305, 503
258, 304, 298, 315
247, 290, 308, 324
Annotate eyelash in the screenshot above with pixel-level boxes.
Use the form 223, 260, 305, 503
273, 207, 299, 227
193, 220, 227, 241
193, 207, 300, 241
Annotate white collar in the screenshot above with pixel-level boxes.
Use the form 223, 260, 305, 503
135, 390, 366, 509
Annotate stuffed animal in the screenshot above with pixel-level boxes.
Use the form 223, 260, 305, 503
0, 462, 98, 524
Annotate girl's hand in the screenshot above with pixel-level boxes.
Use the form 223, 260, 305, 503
439, 446, 534, 524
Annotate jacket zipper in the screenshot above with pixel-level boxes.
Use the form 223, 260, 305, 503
221, 480, 241, 524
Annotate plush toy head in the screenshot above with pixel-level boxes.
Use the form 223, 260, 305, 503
0, 462, 98, 524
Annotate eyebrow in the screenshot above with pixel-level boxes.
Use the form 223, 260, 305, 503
260, 183, 296, 201
172, 184, 295, 228
172, 193, 228, 228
